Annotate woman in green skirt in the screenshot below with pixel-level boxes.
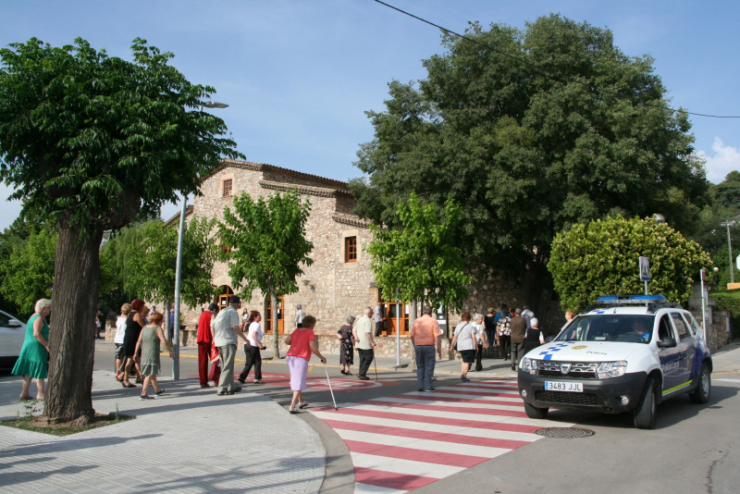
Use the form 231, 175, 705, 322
12, 299, 52, 401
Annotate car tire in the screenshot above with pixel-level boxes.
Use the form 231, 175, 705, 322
524, 401, 549, 419
689, 362, 711, 404
633, 378, 656, 429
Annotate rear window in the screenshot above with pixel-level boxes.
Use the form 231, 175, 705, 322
557, 315, 654, 343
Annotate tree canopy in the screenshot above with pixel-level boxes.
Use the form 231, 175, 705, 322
367, 193, 471, 312
350, 15, 708, 273
218, 191, 313, 355
0, 37, 240, 423
0, 226, 56, 315
100, 218, 218, 311
548, 216, 713, 311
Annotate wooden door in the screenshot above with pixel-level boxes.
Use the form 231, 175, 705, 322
265, 296, 285, 334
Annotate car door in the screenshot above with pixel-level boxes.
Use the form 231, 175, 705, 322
671, 311, 695, 386
657, 313, 682, 394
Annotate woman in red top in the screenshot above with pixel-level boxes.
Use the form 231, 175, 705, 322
285, 315, 326, 413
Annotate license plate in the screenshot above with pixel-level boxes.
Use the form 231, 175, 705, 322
545, 381, 583, 392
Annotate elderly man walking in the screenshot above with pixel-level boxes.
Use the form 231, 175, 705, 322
509, 308, 527, 372
212, 296, 249, 396
410, 306, 442, 392
353, 307, 377, 380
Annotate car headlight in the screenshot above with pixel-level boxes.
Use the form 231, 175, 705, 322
597, 361, 627, 379
520, 358, 539, 375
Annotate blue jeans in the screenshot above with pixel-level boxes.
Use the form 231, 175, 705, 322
415, 345, 436, 390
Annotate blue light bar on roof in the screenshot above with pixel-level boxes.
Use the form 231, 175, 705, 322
597, 295, 667, 303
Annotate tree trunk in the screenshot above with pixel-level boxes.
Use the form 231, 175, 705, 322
46, 219, 103, 424
270, 287, 280, 358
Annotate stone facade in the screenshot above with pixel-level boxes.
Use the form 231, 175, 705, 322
177, 160, 378, 344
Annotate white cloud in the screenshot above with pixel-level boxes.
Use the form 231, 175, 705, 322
697, 137, 740, 184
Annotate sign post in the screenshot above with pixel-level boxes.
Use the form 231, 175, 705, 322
700, 269, 708, 342
639, 256, 651, 295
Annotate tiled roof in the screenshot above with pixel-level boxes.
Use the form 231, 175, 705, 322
209, 159, 351, 191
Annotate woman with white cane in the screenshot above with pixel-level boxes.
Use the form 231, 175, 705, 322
285, 315, 327, 414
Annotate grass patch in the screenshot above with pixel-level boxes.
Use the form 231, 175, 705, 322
1, 408, 134, 436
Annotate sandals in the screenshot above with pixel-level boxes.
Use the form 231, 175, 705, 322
155, 389, 165, 396
298, 401, 309, 409
122, 382, 136, 388
217, 390, 234, 396
289, 406, 299, 414
139, 395, 154, 400
254, 380, 264, 384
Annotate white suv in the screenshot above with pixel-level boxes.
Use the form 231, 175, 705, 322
0, 308, 26, 370
518, 295, 712, 429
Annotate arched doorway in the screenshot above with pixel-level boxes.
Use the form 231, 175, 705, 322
265, 296, 285, 334
217, 286, 234, 310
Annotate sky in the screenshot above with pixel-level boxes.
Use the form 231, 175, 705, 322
1, 0, 739, 229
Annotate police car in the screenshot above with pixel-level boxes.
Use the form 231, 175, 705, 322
518, 295, 712, 429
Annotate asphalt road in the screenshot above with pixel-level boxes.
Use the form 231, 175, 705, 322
51, 344, 740, 493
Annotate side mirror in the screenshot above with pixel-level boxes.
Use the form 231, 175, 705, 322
658, 337, 677, 349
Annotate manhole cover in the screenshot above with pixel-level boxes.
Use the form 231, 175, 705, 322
535, 427, 595, 439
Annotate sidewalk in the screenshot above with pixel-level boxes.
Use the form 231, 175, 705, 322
0, 363, 325, 493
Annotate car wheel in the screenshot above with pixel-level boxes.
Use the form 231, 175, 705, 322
524, 401, 549, 419
690, 362, 711, 404
633, 378, 656, 429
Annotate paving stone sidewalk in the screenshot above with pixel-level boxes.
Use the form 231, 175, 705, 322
0, 370, 325, 493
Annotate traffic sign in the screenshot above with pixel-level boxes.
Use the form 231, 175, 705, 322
639, 256, 650, 281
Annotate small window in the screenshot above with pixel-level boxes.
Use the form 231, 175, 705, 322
221, 244, 231, 255
345, 236, 357, 262
222, 179, 233, 197
671, 312, 691, 340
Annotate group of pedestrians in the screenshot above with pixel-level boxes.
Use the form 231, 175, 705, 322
480, 304, 545, 371
112, 299, 174, 400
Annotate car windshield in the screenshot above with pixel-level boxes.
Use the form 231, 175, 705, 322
557, 314, 654, 344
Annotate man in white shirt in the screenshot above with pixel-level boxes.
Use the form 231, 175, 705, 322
295, 304, 306, 328
211, 296, 249, 396
353, 307, 376, 380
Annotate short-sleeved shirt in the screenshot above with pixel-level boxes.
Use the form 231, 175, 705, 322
356, 315, 373, 350
374, 306, 382, 322
286, 327, 316, 361
212, 306, 240, 347
472, 322, 485, 343
197, 311, 213, 344
247, 322, 264, 347
114, 316, 127, 344
410, 315, 442, 346
454, 322, 476, 351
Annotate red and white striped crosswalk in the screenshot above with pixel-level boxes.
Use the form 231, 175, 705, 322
311, 380, 572, 493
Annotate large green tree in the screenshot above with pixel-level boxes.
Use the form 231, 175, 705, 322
218, 191, 313, 357
351, 15, 708, 278
367, 193, 471, 323
548, 216, 713, 311
0, 227, 57, 315
0, 38, 240, 423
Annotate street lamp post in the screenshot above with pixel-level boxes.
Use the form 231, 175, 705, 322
720, 216, 740, 286
172, 100, 229, 381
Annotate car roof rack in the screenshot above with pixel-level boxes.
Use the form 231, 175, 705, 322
582, 295, 681, 314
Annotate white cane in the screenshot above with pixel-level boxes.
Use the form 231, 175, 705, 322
323, 363, 338, 411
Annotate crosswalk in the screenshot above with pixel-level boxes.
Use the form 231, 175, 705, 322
311, 380, 572, 493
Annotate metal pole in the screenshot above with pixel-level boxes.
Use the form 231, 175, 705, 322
700, 269, 707, 342
395, 290, 401, 368
644, 281, 648, 296
727, 221, 734, 284
172, 196, 186, 380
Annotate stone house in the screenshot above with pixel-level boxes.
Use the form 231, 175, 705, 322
173, 159, 419, 358
159, 159, 565, 358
